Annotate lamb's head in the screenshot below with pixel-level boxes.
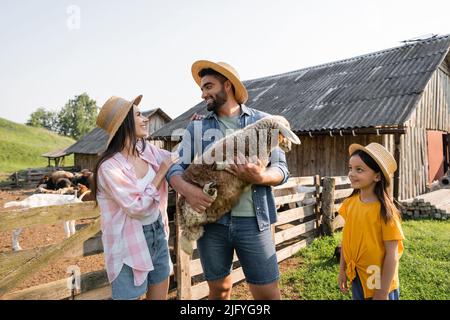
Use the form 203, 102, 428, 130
255, 115, 301, 152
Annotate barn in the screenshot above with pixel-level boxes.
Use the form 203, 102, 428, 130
65, 108, 172, 171
152, 35, 450, 200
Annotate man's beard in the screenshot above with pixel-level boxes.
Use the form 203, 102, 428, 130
206, 88, 228, 112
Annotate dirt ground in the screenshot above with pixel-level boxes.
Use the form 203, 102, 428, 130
0, 187, 301, 299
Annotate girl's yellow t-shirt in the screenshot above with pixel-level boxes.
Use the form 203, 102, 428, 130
338, 194, 404, 299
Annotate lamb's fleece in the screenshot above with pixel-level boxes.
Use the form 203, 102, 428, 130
178, 115, 300, 254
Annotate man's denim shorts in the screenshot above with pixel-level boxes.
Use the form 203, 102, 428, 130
197, 216, 279, 285
111, 215, 171, 300
351, 272, 400, 300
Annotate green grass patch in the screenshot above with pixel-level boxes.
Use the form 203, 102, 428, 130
281, 220, 450, 300
0, 117, 75, 174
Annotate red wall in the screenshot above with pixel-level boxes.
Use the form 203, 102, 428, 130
427, 131, 444, 183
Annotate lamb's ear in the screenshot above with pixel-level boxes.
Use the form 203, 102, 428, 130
278, 124, 301, 145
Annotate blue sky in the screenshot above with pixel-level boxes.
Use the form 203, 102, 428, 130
1, 0, 450, 124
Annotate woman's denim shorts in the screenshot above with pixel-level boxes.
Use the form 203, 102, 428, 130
111, 215, 171, 300
197, 216, 279, 285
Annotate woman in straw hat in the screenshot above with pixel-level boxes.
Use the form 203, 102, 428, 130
337, 143, 405, 300
92, 95, 178, 300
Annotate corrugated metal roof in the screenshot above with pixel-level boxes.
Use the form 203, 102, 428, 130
41, 148, 70, 158
65, 127, 108, 155
142, 108, 172, 122
153, 35, 450, 138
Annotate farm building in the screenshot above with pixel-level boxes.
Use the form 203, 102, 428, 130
64, 108, 171, 171
152, 35, 450, 200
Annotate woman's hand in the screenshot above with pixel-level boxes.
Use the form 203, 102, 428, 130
190, 113, 204, 121
159, 153, 180, 174
338, 270, 349, 295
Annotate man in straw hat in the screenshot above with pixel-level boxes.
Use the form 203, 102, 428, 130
167, 60, 292, 300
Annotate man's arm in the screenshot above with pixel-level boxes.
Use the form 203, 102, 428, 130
225, 147, 289, 186
166, 121, 214, 213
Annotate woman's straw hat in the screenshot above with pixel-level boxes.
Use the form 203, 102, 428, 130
349, 142, 397, 184
96, 95, 143, 147
191, 60, 248, 104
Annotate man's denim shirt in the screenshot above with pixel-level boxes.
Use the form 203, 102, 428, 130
166, 104, 290, 231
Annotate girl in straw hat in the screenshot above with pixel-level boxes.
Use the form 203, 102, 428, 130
92, 95, 179, 300
337, 142, 405, 300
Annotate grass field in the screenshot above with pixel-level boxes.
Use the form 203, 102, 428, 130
0, 117, 75, 176
280, 219, 450, 300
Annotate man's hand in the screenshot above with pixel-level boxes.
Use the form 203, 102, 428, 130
184, 184, 214, 213
170, 175, 214, 213
225, 154, 265, 185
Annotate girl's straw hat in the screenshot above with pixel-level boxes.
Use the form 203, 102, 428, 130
349, 142, 397, 184
96, 95, 143, 147
191, 60, 248, 104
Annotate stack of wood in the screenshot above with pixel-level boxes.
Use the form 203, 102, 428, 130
401, 198, 450, 220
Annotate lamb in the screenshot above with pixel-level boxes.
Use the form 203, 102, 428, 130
4, 194, 83, 251
178, 115, 301, 254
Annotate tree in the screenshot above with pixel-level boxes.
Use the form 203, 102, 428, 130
26, 107, 58, 131
56, 93, 98, 140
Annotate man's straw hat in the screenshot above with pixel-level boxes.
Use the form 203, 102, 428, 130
96, 95, 143, 147
191, 60, 248, 104
349, 142, 397, 184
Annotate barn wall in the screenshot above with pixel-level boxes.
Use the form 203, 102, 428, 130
148, 114, 171, 150
286, 134, 382, 178
148, 114, 169, 136
74, 154, 100, 172
406, 65, 450, 131
399, 59, 450, 199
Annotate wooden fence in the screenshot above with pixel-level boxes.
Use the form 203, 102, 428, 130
10, 166, 81, 188
0, 176, 352, 300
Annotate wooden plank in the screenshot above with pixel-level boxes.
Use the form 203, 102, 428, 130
274, 191, 315, 206
1, 232, 103, 277
314, 175, 321, 230
191, 267, 246, 300
274, 220, 316, 245
276, 236, 312, 262
0, 218, 101, 296
0, 202, 100, 232
273, 176, 315, 190
175, 194, 192, 300
1, 278, 69, 300
74, 285, 111, 300
274, 205, 315, 226
1, 269, 108, 300
334, 188, 353, 201
327, 176, 350, 186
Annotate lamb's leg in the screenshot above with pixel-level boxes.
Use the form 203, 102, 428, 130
63, 221, 71, 238
69, 220, 76, 236
180, 225, 205, 255
12, 228, 22, 251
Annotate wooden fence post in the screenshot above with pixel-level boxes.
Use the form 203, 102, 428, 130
14, 172, 19, 187
175, 193, 192, 300
321, 177, 336, 236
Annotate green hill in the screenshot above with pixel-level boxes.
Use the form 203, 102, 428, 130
0, 117, 75, 174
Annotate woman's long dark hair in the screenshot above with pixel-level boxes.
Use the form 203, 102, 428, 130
92, 107, 146, 205
349, 150, 400, 223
